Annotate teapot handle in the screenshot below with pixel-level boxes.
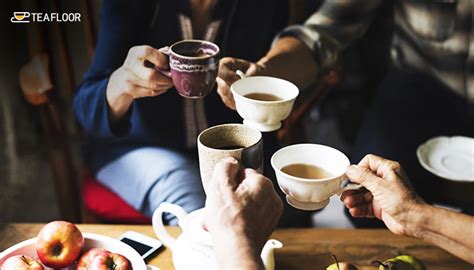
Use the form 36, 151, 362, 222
152, 202, 188, 252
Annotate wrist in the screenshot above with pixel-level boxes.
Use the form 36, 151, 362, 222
404, 202, 431, 239
211, 229, 264, 270
106, 69, 134, 122
106, 70, 133, 103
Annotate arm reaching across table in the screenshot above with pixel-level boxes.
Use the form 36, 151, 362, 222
341, 154, 474, 264
216, 0, 383, 110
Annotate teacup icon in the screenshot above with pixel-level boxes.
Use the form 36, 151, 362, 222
11, 12, 30, 23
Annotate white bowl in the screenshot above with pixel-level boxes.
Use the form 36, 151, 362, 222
0, 233, 146, 269
417, 136, 474, 182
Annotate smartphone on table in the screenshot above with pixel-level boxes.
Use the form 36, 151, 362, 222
117, 231, 163, 261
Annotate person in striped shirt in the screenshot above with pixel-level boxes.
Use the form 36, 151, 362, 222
217, 0, 474, 227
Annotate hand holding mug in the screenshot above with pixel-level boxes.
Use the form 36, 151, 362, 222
108, 45, 173, 100
217, 57, 267, 110
341, 154, 425, 236
106, 45, 173, 121
204, 157, 283, 269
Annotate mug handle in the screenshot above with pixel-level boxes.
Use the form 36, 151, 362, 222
236, 69, 247, 79
152, 202, 188, 252
155, 46, 172, 77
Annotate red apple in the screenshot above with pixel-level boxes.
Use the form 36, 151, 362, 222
35, 221, 84, 268
76, 248, 109, 270
88, 252, 132, 270
1, 255, 44, 270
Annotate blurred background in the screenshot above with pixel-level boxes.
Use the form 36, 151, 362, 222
0, 0, 101, 222
0, 0, 395, 226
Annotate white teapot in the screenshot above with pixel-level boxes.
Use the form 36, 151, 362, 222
152, 203, 283, 270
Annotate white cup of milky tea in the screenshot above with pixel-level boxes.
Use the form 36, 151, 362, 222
271, 143, 361, 211
231, 70, 299, 132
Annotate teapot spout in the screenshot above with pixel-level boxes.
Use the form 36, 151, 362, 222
261, 239, 283, 270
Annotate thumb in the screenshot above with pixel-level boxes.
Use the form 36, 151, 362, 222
346, 165, 388, 193
218, 58, 254, 83
246, 63, 259, 76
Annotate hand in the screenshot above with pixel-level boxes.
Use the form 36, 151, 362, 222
341, 154, 425, 236
204, 157, 283, 269
106, 45, 174, 121
216, 57, 267, 110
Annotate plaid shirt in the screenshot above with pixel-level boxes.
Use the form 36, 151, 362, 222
279, 0, 474, 103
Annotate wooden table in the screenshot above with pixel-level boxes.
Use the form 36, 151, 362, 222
0, 224, 471, 269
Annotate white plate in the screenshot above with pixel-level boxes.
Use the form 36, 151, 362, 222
0, 233, 147, 269
417, 136, 474, 182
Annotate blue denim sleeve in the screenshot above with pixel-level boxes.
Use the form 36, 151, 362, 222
73, 0, 137, 138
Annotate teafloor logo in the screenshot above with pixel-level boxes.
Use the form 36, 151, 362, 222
11, 11, 81, 23
11, 12, 30, 23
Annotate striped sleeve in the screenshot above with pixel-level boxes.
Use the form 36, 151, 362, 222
276, 0, 382, 71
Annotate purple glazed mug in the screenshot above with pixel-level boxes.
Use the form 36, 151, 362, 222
159, 39, 220, 98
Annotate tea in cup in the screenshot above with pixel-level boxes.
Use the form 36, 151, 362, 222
271, 143, 360, 210
231, 74, 299, 132
159, 39, 220, 98
197, 124, 263, 193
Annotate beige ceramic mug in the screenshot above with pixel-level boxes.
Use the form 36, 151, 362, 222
197, 124, 263, 193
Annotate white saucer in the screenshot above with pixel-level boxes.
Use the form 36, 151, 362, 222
417, 136, 474, 182
286, 196, 330, 211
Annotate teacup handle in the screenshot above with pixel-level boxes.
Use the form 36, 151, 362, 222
155, 46, 172, 77
152, 202, 188, 252
336, 178, 362, 195
236, 69, 247, 79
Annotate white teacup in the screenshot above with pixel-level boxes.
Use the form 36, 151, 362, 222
231, 72, 299, 132
271, 143, 360, 211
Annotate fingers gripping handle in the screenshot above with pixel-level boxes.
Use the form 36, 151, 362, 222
152, 202, 188, 252
336, 176, 362, 195
156, 46, 172, 77
158, 46, 170, 56
342, 180, 362, 190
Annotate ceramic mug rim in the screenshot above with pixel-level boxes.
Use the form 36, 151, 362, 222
169, 39, 220, 60
197, 123, 262, 152
231, 76, 299, 104
271, 143, 350, 183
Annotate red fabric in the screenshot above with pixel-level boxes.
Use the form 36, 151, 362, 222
82, 171, 151, 224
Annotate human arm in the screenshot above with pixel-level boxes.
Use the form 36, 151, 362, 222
341, 154, 474, 263
73, 0, 173, 137
216, 0, 382, 110
204, 157, 283, 269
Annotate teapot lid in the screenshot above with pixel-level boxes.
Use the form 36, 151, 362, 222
181, 208, 213, 246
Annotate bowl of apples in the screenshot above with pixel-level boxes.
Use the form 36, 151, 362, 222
0, 221, 146, 270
